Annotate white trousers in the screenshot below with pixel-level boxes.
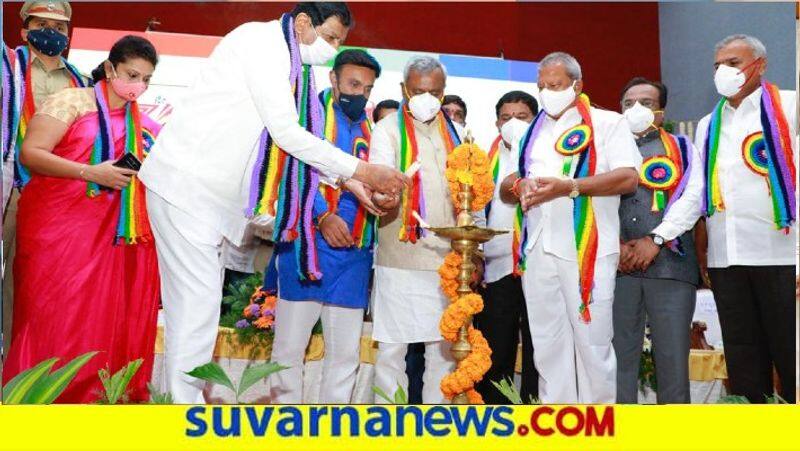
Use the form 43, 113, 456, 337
147, 189, 225, 404
521, 240, 618, 404
270, 298, 364, 404
373, 340, 455, 404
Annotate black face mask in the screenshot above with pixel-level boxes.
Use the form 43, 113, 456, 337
337, 92, 368, 122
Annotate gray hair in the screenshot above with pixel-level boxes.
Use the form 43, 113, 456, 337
714, 34, 767, 59
403, 55, 447, 81
539, 52, 582, 80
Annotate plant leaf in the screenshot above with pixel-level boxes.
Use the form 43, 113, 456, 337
22, 352, 98, 404
372, 385, 394, 404
3, 358, 59, 404
717, 395, 750, 404
147, 383, 174, 404
237, 362, 288, 398
105, 359, 143, 404
393, 385, 408, 404
490, 377, 523, 405
186, 362, 235, 393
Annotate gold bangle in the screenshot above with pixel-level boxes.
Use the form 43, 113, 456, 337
79, 165, 88, 180
315, 211, 333, 227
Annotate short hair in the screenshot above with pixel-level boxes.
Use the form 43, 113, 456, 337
333, 49, 381, 78
91, 35, 159, 83
372, 99, 400, 123
539, 51, 582, 80
494, 90, 539, 119
619, 76, 668, 109
442, 95, 467, 118
403, 55, 447, 81
291, 2, 353, 28
714, 34, 767, 59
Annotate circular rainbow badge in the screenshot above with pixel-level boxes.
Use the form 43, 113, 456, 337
555, 124, 592, 156
353, 137, 369, 160
640, 156, 679, 212
741, 131, 769, 176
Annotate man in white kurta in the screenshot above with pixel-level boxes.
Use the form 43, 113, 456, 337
509, 52, 640, 404
138, 4, 406, 403
368, 56, 462, 404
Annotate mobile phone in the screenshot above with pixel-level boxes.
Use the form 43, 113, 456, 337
112, 153, 142, 171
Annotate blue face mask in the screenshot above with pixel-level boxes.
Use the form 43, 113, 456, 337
26, 28, 69, 57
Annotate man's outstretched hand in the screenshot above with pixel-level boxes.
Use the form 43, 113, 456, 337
353, 161, 410, 198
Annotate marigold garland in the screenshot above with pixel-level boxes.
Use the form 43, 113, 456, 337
445, 143, 495, 212
438, 251, 462, 300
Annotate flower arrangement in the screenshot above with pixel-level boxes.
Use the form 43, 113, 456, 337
438, 251, 462, 300
238, 288, 278, 332
438, 257, 492, 402
444, 142, 494, 212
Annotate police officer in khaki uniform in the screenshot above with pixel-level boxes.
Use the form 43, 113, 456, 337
3, 0, 87, 354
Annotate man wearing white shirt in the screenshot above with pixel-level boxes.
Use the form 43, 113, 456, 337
138, 2, 406, 403
691, 35, 796, 403
502, 52, 640, 403
474, 90, 540, 403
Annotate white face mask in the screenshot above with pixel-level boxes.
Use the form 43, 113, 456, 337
298, 26, 337, 66
714, 64, 746, 98
500, 117, 528, 147
408, 92, 442, 122
539, 80, 577, 117
623, 101, 656, 134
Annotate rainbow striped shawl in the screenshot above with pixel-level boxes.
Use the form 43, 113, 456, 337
11, 45, 87, 188
701, 81, 796, 231
245, 14, 325, 281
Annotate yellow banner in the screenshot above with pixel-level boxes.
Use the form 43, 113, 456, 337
0, 404, 798, 450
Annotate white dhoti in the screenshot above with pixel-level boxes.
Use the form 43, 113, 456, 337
147, 189, 225, 404
270, 298, 364, 404
521, 240, 618, 404
371, 265, 455, 403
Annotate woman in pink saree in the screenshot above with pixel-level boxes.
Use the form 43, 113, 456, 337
2, 36, 161, 403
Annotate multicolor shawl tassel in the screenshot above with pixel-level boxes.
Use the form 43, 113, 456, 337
245, 14, 324, 281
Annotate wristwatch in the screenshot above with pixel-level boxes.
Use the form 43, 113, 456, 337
649, 233, 665, 247
567, 179, 580, 199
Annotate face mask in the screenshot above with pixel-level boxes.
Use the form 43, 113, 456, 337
408, 92, 442, 122
110, 66, 148, 102
26, 28, 69, 57
623, 101, 656, 134
298, 26, 337, 66
500, 117, 528, 146
337, 92, 368, 122
714, 58, 762, 98
714, 64, 746, 98
539, 81, 577, 117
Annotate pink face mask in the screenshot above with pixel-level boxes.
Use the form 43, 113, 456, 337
110, 66, 147, 102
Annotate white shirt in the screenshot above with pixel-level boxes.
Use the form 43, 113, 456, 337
139, 21, 360, 246
484, 138, 520, 283
523, 106, 641, 260
650, 136, 704, 242
692, 87, 797, 268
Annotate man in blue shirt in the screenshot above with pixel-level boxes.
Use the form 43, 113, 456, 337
269, 49, 382, 403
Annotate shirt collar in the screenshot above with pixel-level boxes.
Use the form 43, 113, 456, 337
29, 48, 67, 71
635, 128, 661, 147
724, 86, 763, 112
